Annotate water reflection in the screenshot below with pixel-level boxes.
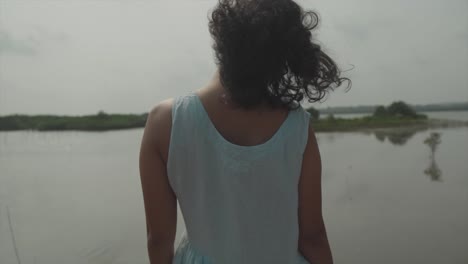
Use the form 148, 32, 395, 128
424, 133, 442, 182
424, 158, 442, 181
366, 128, 444, 181
371, 127, 426, 146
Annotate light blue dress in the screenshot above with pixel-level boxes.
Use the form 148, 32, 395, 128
167, 92, 311, 264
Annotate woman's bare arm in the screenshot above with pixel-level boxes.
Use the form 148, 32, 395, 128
298, 124, 333, 264
139, 99, 176, 264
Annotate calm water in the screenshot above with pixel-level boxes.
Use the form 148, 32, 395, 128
1, 126, 467, 263
332, 110, 468, 121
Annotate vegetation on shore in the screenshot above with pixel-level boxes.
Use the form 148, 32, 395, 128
318, 101, 468, 115
311, 115, 430, 132
308, 101, 467, 132
0, 101, 466, 132
0, 111, 147, 131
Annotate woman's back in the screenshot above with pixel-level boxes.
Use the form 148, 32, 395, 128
139, 0, 346, 263
169, 89, 311, 264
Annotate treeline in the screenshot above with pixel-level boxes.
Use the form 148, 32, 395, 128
0, 111, 147, 131
318, 101, 468, 114
412, 102, 468, 112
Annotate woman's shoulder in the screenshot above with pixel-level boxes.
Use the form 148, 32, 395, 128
147, 98, 174, 128
145, 98, 175, 163
145, 92, 198, 161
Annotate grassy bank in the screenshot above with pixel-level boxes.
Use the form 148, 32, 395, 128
0, 113, 147, 131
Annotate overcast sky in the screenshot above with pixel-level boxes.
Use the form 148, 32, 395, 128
0, 0, 467, 115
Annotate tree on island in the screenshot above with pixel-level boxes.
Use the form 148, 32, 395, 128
373, 101, 426, 119
387, 101, 419, 117
373, 105, 388, 117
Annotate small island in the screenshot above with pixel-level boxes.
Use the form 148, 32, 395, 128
308, 101, 468, 132
0, 101, 467, 132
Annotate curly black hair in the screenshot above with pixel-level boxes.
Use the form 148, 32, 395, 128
209, 0, 350, 110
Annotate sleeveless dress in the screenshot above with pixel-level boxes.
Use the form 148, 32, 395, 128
167, 92, 311, 264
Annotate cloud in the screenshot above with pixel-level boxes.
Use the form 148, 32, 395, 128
0, 29, 38, 56
0, 27, 69, 56
30, 25, 70, 44
333, 22, 370, 41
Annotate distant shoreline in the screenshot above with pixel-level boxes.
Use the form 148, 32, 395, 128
318, 102, 468, 115
1, 113, 467, 132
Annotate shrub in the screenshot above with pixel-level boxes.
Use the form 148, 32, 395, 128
373, 105, 388, 117
306, 107, 320, 120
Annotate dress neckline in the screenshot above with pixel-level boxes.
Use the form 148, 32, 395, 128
190, 91, 293, 151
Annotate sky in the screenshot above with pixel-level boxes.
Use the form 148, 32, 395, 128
0, 0, 467, 115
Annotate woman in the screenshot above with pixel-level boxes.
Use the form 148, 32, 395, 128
139, 0, 349, 263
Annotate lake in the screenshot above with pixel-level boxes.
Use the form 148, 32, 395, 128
1, 121, 467, 263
